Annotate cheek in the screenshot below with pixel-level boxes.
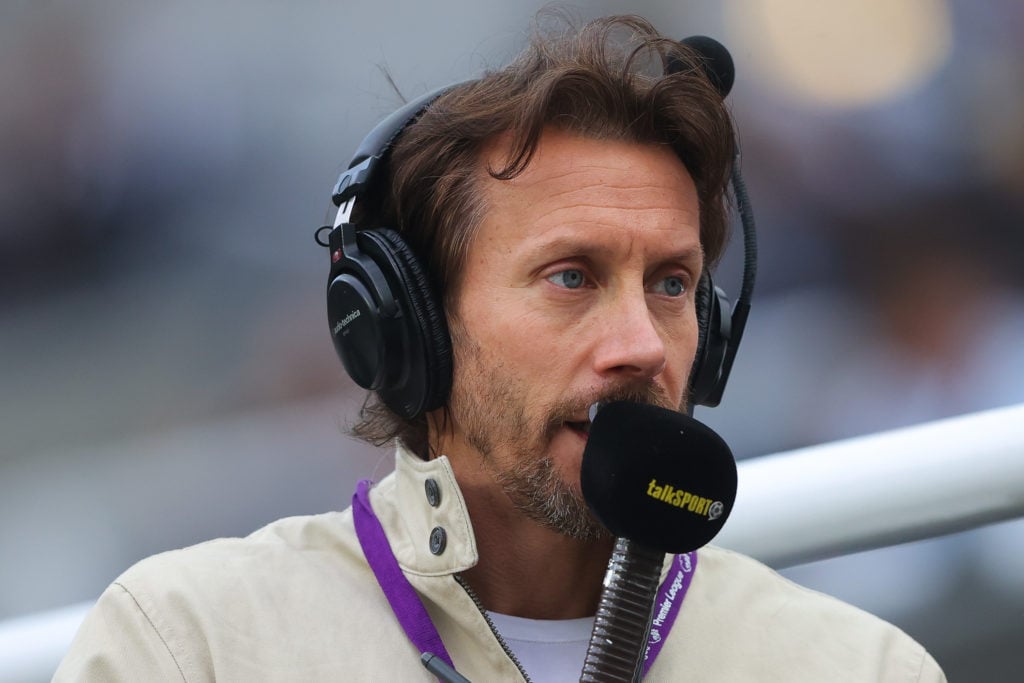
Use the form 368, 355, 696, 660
674, 311, 700, 356
456, 282, 553, 350
657, 311, 700, 393
471, 310, 557, 367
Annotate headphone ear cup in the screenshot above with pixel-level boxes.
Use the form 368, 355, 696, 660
360, 229, 452, 418
689, 273, 731, 407
327, 232, 403, 396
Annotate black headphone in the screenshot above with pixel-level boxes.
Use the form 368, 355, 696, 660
317, 37, 757, 420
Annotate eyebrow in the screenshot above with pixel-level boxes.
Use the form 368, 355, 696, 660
519, 232, 705, 269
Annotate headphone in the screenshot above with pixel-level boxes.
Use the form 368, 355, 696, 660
317, 37, 757, 420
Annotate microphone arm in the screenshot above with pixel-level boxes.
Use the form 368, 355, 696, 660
580, 537, 665, 683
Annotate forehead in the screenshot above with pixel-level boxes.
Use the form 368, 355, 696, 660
476, 128, 701, 256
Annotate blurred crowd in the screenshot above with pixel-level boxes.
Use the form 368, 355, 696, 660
2, 1, 1022, 679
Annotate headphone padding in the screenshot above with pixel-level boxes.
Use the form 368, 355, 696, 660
690, 272, 714, 405
369, 229, 452, 415
693, 273, 712, 360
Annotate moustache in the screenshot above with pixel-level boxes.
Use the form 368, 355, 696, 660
544, 381, 682, 436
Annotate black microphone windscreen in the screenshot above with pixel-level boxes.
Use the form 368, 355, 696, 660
669, 35, 735, 98
580, 401, 737, 553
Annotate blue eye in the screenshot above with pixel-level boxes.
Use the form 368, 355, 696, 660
654, 276, 686, 297
548, 269, 585, 289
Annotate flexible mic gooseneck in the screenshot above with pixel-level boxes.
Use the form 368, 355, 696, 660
579, 401, 737, 682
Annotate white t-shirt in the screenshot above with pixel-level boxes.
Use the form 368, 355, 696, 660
487, 612, 595, 682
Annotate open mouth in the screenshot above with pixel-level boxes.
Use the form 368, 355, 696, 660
564, 420, 592, 438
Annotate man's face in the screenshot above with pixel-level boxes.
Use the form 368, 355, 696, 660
444, 128, 703, 539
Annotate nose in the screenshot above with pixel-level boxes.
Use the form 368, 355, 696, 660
591, 291, 667, 381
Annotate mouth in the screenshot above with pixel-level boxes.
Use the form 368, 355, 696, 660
563, 419, 592, 440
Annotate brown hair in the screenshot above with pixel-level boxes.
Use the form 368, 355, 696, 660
351, 13, 736, 456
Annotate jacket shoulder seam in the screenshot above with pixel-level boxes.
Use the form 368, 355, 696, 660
111, 581, 188, 682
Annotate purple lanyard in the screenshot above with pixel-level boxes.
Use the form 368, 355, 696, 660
352, 478, 696, 679
352, 479, 457, 668
642, 551, 697, 677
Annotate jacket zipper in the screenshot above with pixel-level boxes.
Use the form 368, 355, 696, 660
454, 574, 533, 683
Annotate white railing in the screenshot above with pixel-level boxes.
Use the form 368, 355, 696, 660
715, 402, 1024, 566
0, 601, 93, 683
2, 403, 1023, 682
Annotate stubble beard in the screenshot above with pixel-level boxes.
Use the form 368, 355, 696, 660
448, 328, 685, 542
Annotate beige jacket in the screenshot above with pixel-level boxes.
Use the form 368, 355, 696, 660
55, 447, 945, 681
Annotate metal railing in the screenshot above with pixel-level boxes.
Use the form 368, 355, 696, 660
715, 402, 1024, 566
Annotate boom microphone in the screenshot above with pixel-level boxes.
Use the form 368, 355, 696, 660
578, 401, 737, 682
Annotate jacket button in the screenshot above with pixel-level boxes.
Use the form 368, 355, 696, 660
425, 478, 441, 507
429, 526, 447, 555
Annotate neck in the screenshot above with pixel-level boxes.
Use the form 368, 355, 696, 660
433, 432, 614, 619
460, 489, 614, 619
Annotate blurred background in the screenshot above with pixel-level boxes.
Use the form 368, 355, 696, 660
2, 0, 1022, 679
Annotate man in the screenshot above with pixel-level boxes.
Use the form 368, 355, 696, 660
57, 15, 945, 681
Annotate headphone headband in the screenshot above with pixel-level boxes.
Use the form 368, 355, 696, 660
333, 85, 467, 207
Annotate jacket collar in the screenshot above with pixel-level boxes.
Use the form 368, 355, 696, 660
368, 445, 480, 576
367, 444, 675, 585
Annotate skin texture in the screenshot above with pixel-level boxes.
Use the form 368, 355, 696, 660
429, 127, 703, 619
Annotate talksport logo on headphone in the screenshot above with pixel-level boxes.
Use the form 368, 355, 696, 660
646, 478, 724, 520
332, 308, 361, 336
